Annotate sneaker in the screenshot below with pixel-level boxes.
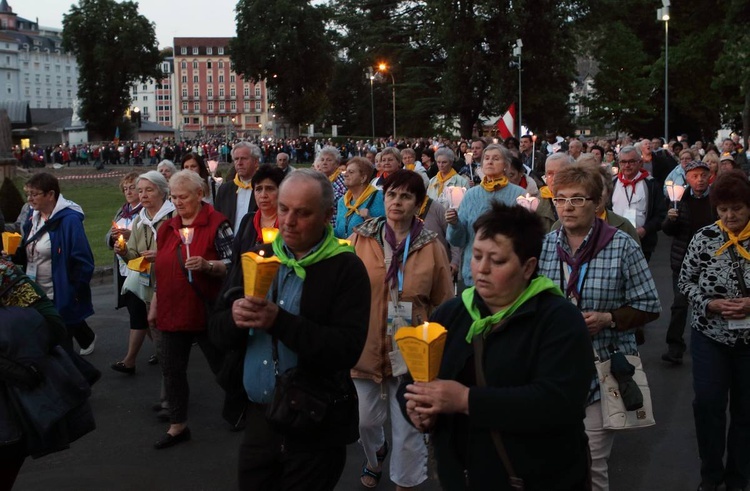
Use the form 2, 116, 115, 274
80, 335, 97, 356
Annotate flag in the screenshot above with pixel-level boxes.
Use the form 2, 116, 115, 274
497, 104, 515, 140
114, 126, 120, 145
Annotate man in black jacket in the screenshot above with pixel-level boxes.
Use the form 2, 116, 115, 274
209, 169, 370, 490
214, 141, 260, 232
661, 160, 716, 364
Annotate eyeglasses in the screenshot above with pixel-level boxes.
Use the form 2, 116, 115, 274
552, 197, 592, 207
25, 191, 45, 199
619, 159, 640, 165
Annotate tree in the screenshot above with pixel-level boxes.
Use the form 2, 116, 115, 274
62, 0, 161, 140
231, 0, 335, 127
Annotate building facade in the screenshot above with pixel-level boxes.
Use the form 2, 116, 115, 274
129, 57, 177, 129
173, 37, 268, 138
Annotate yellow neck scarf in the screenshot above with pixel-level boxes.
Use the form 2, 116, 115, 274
234, 174, 253, 193
418, 197, 430, 219
480, 175, 509, 192
343, 185, 377, 218
433, 168, 458, 196
598, 209, 607, 221
539, 186, 554, 199
716, 219, 750, 261
405, 163, 415, 171
328, 168, 342, 183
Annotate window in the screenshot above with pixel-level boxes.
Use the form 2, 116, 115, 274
219, 87, 224, 97
207, 61, 212, 69
218, 74, 224, 83
193, 75, 198, 83
219, 101, 225, 111
218, 61, 223, 69
181, 60, 186, 69
207, 87, 213, 97
243, 101, 249, 111
255, 101, 261, 111
193, 102, 200, 112
230, 101, 236, 111
181, 75, 187, 83
230, 87, 236, 97
192, 47, 198, 55
183, 117, 189, 124
193, 61, 198, 69
67, 90, 71, 97
230, 74, 235, 83
182, 102, 188, 112
244, 86, 249, 97
133, 85, 139, 95
181, 47, 187, 55
193, 88, 199, 97
143, 95, 148, 101
56, 88, 60, 97
245, 115, 252, 124
66, 77, 71, 84
181, 88, 187, 97
206, 47, 212, 55
207, 74, 213, 83
192, 117, 199, 124
207, 101, 213, 111
218, 47, 224, 55
143, 107, 148, 115
255, 87, 261, 97
142, 84, 147, 90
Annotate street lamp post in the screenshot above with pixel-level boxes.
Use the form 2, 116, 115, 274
658, 1, 670, 142
367, 67, 375, 143
378, 63, 396, 139
512, 39, 523, 138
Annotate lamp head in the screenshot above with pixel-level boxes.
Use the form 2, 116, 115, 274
378, 63, 387, 71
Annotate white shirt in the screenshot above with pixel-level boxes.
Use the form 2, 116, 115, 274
234, 183, 253, 234
612, 179, 648, 228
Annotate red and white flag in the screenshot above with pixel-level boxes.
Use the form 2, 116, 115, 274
497, 104, 516, 140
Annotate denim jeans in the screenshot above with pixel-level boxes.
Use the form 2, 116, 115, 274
691, 329, 750, 488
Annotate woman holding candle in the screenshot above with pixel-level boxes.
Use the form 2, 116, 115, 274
335, 157, 385, 239
679, 170, 750, 491
427, 148, 470, 202
446, 144, 526, 287
350, 170, 453, 490
402, 202, 593, 490
147, 170, 233, 449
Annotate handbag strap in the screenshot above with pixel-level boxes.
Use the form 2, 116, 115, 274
471, 333, 525, 490
723, 231, 749, 296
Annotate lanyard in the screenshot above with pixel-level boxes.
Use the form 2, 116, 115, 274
559, 259, 590, 308
397, 233, 411, 294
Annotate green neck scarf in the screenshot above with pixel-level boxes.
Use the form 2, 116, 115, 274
271, 225, 354, 280
463, 276, 563, 343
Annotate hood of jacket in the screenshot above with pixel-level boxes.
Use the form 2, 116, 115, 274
353, 216, 438, 253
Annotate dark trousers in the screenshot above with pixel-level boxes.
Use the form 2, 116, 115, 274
67, 320, 95, 350
692, 329, 750, 488
665, 271, 689, 354
238, 404, 346, 491
158, 330, 222, 424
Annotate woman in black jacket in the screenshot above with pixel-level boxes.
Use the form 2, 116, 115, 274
402, 203, 593, 490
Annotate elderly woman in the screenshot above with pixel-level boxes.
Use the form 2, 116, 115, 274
350, 170, 453, 490
181, 152, 220, 204
112, 171, 174, 375
316, 145, 347, 225
538, 164, 661, 491
679, 170, 750, 491
427, 148, 470, 202
18, 172, 96, 356
371, 147, 402, 189
157, 159, 177, 181
335, 157, 385, 239
402, 202, 593, 490
446, 144, 526, 286
147, 170, 233, 449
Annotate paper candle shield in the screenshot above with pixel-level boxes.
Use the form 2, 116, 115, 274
2, 232, 21, 255
241, 251, 281, 297
126, 256, 151, 273
394, 323, 448, 382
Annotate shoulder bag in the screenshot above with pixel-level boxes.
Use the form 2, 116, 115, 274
595, 348, 655, 430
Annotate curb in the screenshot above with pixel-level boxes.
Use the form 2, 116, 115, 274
92, 265, 114, 285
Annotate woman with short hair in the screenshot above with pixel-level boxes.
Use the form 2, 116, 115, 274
157, 159, 177, 181
181, 152, 220, 204
335, 157, 385, 239
427, 148, 470, 202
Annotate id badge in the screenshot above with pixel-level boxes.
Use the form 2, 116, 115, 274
138, 271, 151, 287
623, 208, 637, 228
728, 317, 750, 330
387, 301, 412, 336
388, 349, 408, 377
26, 262, 37, 281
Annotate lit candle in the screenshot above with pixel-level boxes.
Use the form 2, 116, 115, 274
117, 234, 126, 248
180, 227, 194, 282
422, 321, 429, 341
516, 193, 539, 212
261, 227, 279, 244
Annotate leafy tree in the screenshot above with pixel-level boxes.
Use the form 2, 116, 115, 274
231, 0, 335, 127
62, 0, 161, 140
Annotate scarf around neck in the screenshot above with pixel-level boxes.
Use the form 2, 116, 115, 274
139, 199, 175, 242
434, 169, 458, 196
383, 217, 424, 289
556, 218, 618, 302
462, 276, 562, 342
328, 168, 342, 183
480, 175, 509, 192
253, 211, 278, 244
343, 185, 377, 217
716, 219, 750, 261
539, 186, 554, 199
120, 202, 143, 221
271, 225, 353, 279
234, 174, 253, 192
618, 169, 649, 190
418, 197, 430, 219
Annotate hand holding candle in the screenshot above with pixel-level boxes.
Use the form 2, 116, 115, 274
516, 193, 539, 212
180, 227, 195, 282
665, 180, 685, 209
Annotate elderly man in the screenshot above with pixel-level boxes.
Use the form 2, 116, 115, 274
661, 160, 716, 365
276, 152, 294, 177
611, 145, 666, 262
209, 169, 369, 490
536, 152, 573, 232
214, 142, 261, 232
567, 139, 583, 160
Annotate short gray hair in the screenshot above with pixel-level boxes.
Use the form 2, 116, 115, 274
280, 168, 334, 211
619, 145, 640, 158
137, 170, 169, 198
482, 144, 512, 166
319, 145, 341, 163
380, 146, 402, 163
435, 147, 456, 162
546, 152, 573, 171
169, 169, 205, 196
157, 159, 177, 174
232, 141, 262, 160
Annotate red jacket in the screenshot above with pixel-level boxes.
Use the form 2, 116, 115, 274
155, 204, 228, 332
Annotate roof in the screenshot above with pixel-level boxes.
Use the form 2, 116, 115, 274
30, 108, 72, 128
0, 0, 12, 14
139, 120, 175, 133
173, 37, 232, 55
0, 100, 30, 125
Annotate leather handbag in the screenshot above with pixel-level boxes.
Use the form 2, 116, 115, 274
594, 349, 655, 430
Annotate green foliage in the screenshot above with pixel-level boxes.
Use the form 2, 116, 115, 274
230, 0, 335, 127
62, 0, 161, 140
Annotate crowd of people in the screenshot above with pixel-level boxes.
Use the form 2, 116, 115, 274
2, 130, 750, 491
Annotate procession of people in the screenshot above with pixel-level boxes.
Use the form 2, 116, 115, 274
3, 131, 750, 491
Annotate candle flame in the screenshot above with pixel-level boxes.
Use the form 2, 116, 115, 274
259, 249, 265, 257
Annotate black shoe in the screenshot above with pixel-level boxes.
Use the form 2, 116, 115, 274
661, 351, 684, 365
110, 361, 136, 374
154, 427, 191, 449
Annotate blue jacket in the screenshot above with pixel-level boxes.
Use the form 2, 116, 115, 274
22, 204, 95, 324
334, 189, 385, 239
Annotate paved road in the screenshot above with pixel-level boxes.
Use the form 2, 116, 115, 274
15, 234, 700, 491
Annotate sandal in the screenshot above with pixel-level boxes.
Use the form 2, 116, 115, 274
360, 462, 382, 489
376, 439, 389, 463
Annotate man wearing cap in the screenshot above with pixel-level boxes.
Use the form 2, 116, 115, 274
721, 138, 749, 173
661, 160, 716, 364
719, 153, 739, 174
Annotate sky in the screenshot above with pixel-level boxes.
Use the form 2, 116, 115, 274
21, 0, 240, 48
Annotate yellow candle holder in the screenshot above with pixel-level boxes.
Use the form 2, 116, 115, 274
241, 251, 281, 297
261, 227, 279, 244
2, 232, 21, 255
394, 322, 448, 382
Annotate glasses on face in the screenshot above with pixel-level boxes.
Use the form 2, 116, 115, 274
552, 197, 591, 207
25, 191, 45, 199
618, 159, 640, 165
